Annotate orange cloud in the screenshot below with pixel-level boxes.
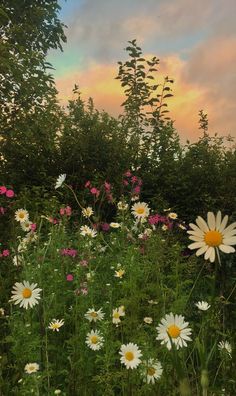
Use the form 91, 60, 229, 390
55, 44, 235, 143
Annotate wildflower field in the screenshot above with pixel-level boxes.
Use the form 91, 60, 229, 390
1, 1, 236, 395
0, 173, 235, 396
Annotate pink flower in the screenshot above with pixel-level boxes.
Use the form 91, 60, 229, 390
60, 208, 65, 216
0, 207, 5, 215
85, 181, 91, 188
80, 259, 88, 267
104, 181, 111, 191
30, 223, 37, 232
123, 179, 129, 186
0, 186, 7, 195
90, 187, 100, 197
101, 223, 110, 232
66, 274, 74, 281
148, 214, 160, 225
133, 186, 141, 195
5, 189, 14, 198
2, 249, 10, 257
131, 176, 138, 183
65, 206, 72, 216
124, 170, 132, 177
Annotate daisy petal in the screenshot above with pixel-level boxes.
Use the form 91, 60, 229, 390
219, 245, 235, 253
207, 212, 216, 230
196, 216, 209, 232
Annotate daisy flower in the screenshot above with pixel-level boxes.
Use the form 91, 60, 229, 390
20, 221, 33, 232
80, 225, 97, 238
24, 363, 40, 374
156, 313, 192, 350
119, 343, 142, 369
55, 174, 66, 189
114, 268, 125, 278
168, 212, 178, 220
48, 319, 64, 332
195, 301, 211, 311
15, 209, 29, 223
143, 317, 153, 324
10, 281, 42, 309
188, 211, 236, 263
112, 306, 125, 326
218, 341, 232, 357
86, 329, 104, 350
117, 201, 128, 211
142, 358, 163, 384
110, 222, 121, 228
85, 308, 104, 322
131, 202, 150, 220
82, 207, 94, 218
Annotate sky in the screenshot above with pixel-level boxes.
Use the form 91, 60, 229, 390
48, 0, 236, 142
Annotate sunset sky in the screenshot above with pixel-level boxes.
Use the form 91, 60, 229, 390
48, 0, 236, 142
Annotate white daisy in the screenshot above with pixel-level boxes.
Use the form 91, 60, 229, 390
156, 313, 192, 350
86, 329, 104, 351
218, 341, 232, 357
195, 301, 211, 311
80, 225, 97, 238
110, 222, 121, 228
112, 306, 125, 326
143, 317, 153, 324
142, 358, 163, 384
55, 174, 66, 189
85, 308, 104, 322
24, 363, 40, 374
117, 201, 128, 211
114, 268, 125, 278
168, 212, 178, 220
82, 207, 94, 218
48, 319, 64, 332
20, 221, 33, 232
131, 202, 150, 220
188, 211, 236, 263
10, 281, 42, 309
119, 342, 142, 369
15, 209, 29, 223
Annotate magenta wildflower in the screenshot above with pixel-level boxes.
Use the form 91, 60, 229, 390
61, 248, 77, 257
66, 274, 74, 281
101, 223, 110, 232
0, 186, 7, 194
6, 189, 14, 198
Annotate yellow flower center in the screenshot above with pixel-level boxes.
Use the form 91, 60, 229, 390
167, 324, 181, 338
90, 312, 98, 318
19, 212, 25, 218
204, 230, 222, 247
52, 323, 60, 329
91, 335, 98, 344
113, 312, 120, 319
22, 288, 32, 299
125, 351, 134, 361
147, 367, 156, 376
136, 207, 145, 214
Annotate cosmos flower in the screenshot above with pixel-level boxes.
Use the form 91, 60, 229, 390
156, 313, 192, 350
188, 211, 236, 262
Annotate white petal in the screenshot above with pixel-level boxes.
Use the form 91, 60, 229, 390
222, 237, 236, 245
219, 245, 235, 253
196, 216, 209, 232
187, 230, 204, 237
222, 222, 236, 235
204, 247, 214, 261
189, 235, 204, 242
196, 245, 208, 256
207, 212, 216, 230
218, 215, 229, 232
215, 211, 222, 230
209, 248, 215, 263
188, 242, 206, 250
189, 223, 202, 232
